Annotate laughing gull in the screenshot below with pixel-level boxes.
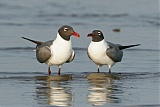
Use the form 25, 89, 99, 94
87, 30, 140, 74
22, 25, 80, 76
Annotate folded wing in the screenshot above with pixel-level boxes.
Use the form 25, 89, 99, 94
36, 40, 53, 63
106, 41, 123, 62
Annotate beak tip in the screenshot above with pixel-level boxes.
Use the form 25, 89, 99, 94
87, 33, 92, 37
77, 35, 80, 38
72, 32, 80, 38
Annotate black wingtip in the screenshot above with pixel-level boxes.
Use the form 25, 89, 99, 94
132, 44, 141, 47
21, 37, 26, 39
21, 37, 43, 45
135, 44, 141, 46
21, 37, 31, 40
119, 44, 141, 50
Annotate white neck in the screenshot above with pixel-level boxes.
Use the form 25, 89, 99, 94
91, 39, 105, 44
89, 39, 108, 49
53, 32, 72, 48
55, 32, 71, 42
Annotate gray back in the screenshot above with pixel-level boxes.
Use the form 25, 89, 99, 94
106, 41, 123, 62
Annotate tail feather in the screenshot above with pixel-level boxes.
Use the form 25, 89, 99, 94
118, 44, 141, 50
22, 37, 43, 45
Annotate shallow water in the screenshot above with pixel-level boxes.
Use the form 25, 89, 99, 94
0, 47, 159, 107
0, 0, 159, 107
0, 71, 159, 107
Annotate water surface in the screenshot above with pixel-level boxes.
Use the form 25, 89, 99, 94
0, 0, 159, 107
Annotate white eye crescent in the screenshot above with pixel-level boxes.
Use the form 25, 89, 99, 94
98, 32, 101, 35
64, 28, 68, 31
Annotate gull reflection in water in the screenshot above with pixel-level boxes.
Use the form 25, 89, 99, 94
36, 76, 73, 106
87, 76, 120, 106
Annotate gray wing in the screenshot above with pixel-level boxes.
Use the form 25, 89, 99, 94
36, 40, 54, 63
87, 51, 92, 60
106, 41, 123, 62
66, 50, 75, 63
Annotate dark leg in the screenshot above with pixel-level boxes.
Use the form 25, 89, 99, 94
97, 68, 100, 73
97, 65, 100, 73
58, 67, 61, 75
108, 68, 111, 74
48, 67, 51, 76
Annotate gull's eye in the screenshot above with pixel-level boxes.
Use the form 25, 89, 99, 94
98, 32, 101, 35
64, 28, 68, 31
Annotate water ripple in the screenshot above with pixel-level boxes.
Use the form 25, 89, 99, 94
0, 47, 159, 52
0, 47, 35, 51
37, 13, 129, 18
0, 71, 159, 80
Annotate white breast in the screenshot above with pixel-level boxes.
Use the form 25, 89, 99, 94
88, 40, 115, 67
46, 33, 72, 66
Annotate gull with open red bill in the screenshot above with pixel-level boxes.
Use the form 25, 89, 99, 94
22, 25, 80, 76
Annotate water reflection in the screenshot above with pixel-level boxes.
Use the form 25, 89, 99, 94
35, 76, 73, 106
87, 76, 120, 106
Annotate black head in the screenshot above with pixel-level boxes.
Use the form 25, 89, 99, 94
58, 25, 80, 41
87, 30, 104, 42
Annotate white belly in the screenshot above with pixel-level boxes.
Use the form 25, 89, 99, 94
88, 40, 115, 67
46, 39, 72, 66
47, 49, 72, 66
